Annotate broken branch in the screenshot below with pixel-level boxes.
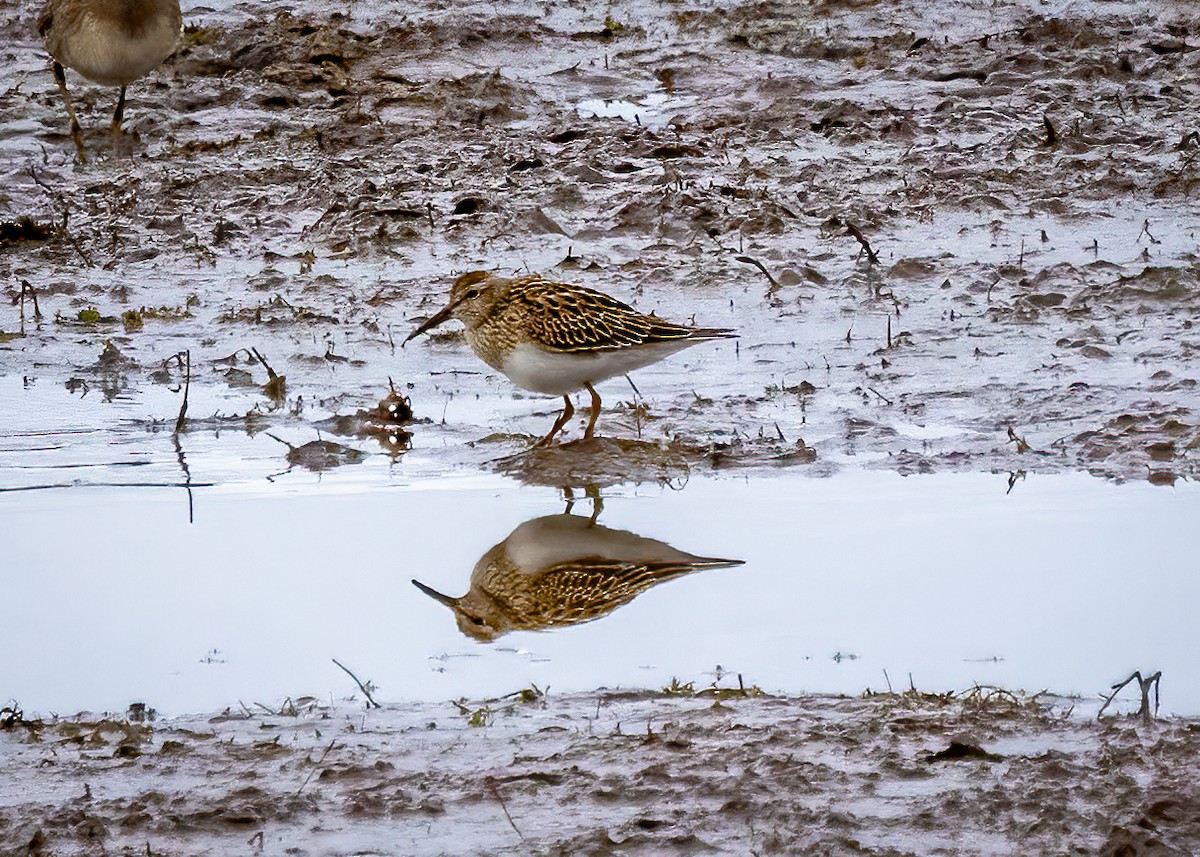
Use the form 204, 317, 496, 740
846, 223, 880, 264
735, 255, 781, 291
331, 658, 381, 709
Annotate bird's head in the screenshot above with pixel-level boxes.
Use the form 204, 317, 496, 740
402, 271, 500, 345
411, 578, 504, 642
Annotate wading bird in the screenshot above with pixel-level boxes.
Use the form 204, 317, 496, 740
38, 0, 182, 159
404, 271, 736, 445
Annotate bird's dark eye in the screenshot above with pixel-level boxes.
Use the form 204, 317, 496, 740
465, 288, 481, 299
470, 616, 485, 625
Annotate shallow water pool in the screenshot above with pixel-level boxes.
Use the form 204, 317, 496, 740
3, 422, 1197, 715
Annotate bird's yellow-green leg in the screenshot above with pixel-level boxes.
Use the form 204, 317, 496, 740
51, 61, 87, 162
536, 395, 574, 447
583, 382, 602, 440
111, 84, 127, 135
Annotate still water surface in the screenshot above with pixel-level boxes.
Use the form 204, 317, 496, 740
3, 459, 1197, 715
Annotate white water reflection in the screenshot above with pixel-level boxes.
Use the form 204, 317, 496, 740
2, 468, 1198, 715
576, 92, 696, 129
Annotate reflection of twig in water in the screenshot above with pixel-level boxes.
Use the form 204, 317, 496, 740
173, 434, 194, 524
1098, 670, 1162, 724
162, 349, 196, 521
331, 658, 381, 709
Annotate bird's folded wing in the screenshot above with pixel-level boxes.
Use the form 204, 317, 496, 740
515, 281, 694, 352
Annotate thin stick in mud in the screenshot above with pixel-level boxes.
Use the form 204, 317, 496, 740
735, 255, 781, 291
18, 280, 43, 334
295, 739, 338, 796
486, 776, 527, 843
1042, 113, 1058, 147
251, 347, 286, 404
1098, 670, 1162, 724
846, 223, 880, 264
331, 658, 381, 709
173, 349, 190, 434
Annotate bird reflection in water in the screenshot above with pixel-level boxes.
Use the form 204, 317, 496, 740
412, 499, 742, 642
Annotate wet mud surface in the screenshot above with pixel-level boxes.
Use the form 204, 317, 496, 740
2, 0, 1199, 486
3, 691, 1200, 856
3, 0, 1200, 851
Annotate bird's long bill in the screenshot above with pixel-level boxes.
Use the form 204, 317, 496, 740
401, 302, 457, 346
412, 578, 459, 609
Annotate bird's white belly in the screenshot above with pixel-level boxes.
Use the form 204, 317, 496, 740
500, 341, 695, 395
59, 15, 178, 85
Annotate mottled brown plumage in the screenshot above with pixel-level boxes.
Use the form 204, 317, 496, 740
39, 0, 182, 159
412, 513, 743, 642
404, 271, 736, 445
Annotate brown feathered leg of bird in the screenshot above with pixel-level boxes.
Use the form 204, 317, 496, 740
51, 61, 87, 162
535, 395, 574, 447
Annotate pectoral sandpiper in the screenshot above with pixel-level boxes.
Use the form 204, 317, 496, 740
404, 271, 736, 445
412, 513, 743, 641
38, 0, 182, 159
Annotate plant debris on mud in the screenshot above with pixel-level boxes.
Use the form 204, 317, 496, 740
2, 690, 1199, 856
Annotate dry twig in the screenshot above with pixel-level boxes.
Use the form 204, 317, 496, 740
332, 658, 381, 709
735, 255, 781, 291
846, 223, 880, 264
1098, 670, 1161, 724
486, 776, 527, 842
295, 740, 338, 796
173, 350, 190, 434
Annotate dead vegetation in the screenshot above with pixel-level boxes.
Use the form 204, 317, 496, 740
2, 685, 1199, 856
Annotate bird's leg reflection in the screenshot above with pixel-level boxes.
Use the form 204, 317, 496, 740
585, 483, 603, 524
561, 484, 604, 524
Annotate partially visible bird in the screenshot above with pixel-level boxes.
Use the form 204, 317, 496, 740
412, 513, 743, 642
37, 0, 182, 159
403, 271, 736, 446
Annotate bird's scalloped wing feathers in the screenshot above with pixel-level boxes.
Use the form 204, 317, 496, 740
533, 557, 704, 621
515, 280, 695, 352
